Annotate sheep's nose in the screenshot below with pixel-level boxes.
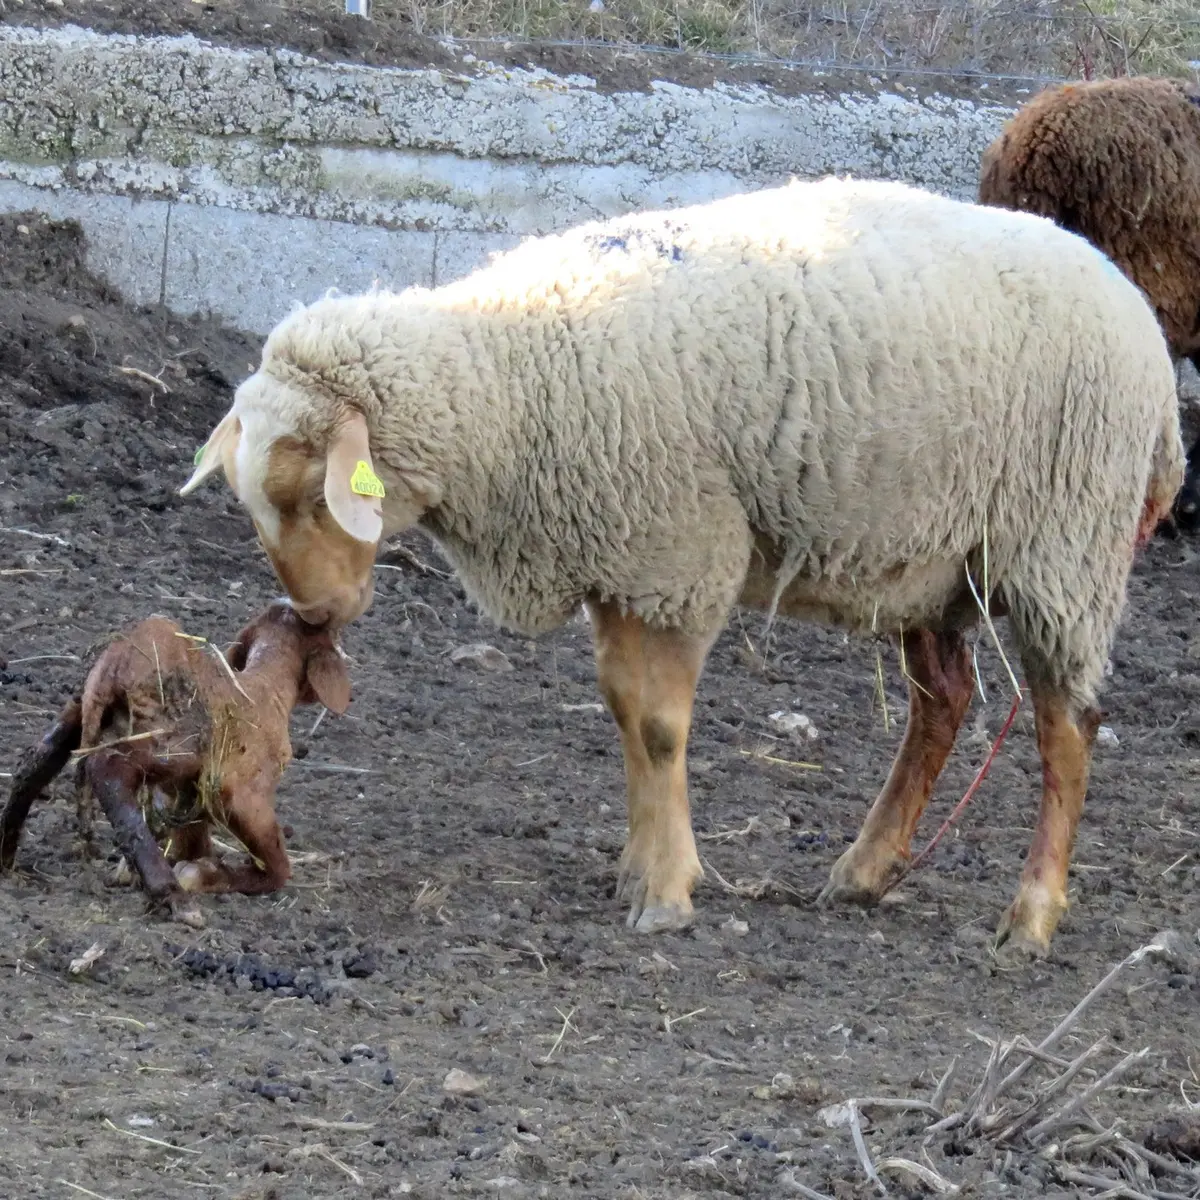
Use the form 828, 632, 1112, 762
292, 602, 333, 627
292, 580, 373, 630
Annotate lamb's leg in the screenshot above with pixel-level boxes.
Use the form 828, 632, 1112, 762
995, 687, 1100, 960
74, 759, 98, 858
820, 629, 974, 905
0, 698, 83, 870
167, 819, 213, 864
587, 599, 717, 934
174, 782, 291, 896
86, 757, 204, 928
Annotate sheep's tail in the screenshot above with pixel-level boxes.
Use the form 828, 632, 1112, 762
1138, 392, 1187, 547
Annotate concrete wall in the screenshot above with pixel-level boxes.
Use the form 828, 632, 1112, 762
0, 25, 1019, 333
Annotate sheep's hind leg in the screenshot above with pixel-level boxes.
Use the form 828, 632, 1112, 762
587, 599, 717, 934
820, 629, 974, 906
994, 686, 1100, 961
0, 698, 83, 870
86, 758, 205, 928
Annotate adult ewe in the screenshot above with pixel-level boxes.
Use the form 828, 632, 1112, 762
181, 177, 1182, 960
978, 75, 1200, 528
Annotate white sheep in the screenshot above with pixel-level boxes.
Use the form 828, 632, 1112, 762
181, 176, 1183, 960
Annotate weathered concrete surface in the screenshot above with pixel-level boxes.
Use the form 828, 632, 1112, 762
0, 24, 1017, 333
0, 178, 517, 334
0, 25, 1016, 232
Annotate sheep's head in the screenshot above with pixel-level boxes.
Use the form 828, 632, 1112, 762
181, 376, 385, 629
226, 600, 352, 715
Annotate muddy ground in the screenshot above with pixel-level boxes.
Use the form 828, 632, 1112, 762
1, 215, 1199, 1200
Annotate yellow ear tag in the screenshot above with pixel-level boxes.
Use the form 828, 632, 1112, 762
350, 460, 386, 499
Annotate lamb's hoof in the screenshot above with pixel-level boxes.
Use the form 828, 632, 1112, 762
631, 902, 694, 934
173, 860, 205, 893
170, 896, 206, 930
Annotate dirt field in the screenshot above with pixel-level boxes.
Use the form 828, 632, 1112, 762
2, 208, 1200, 1200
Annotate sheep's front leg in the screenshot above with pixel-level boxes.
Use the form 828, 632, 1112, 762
821, 629, 974, 905
995, 688, 1100, 960
174, 780, 291, 896
587, 600, 717, 933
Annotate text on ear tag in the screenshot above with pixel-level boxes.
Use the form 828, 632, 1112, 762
350, 460, 386, 499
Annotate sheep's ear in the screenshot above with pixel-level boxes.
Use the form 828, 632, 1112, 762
303, 646, 351, 715
324, 409, 384, 545
181, 410, 242, 496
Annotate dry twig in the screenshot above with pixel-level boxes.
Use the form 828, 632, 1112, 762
822, 934, 1197, 1198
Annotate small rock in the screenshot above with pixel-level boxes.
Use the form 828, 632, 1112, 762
768, 711, 819, 741
342, 951, 377, 978
449, 643, 513, 672
1145, 1110, 1200, 1160
955, 924, 991, 948
866, 930, 885, 945
69, 941, 105, 975
126, 1114, 155, 1128
751, 1071, 795, 1101
818, 1101, 855, 1128
1096, 725, 1119, 748
443, 1067, 487, 1096
16, 224, 30, 235
720, 915, 750, 937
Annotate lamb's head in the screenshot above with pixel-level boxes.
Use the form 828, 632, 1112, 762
226, 600, 352, 715
181, 372, 385, 628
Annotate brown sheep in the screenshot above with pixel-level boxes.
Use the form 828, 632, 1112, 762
978, 74, 1200, 528
0, 601, 350, 925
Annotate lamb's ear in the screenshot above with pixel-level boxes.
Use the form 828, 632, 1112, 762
181, 410, 242, 496
223, 625, 256, 672
324, 409, 384, 545
303, 646, 351, 715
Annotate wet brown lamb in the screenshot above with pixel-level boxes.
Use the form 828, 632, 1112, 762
0, 601, 350, 925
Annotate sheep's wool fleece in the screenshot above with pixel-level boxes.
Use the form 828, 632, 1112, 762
258, 177, 1182, 707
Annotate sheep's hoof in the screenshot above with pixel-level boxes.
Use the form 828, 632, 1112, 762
991, 924, 1050, 966
818, 845, 905, 907
992, 888, 1063, 964
630, 902, 694, 934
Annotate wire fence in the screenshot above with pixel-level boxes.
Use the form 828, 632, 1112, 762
337, 0, 1200, 84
